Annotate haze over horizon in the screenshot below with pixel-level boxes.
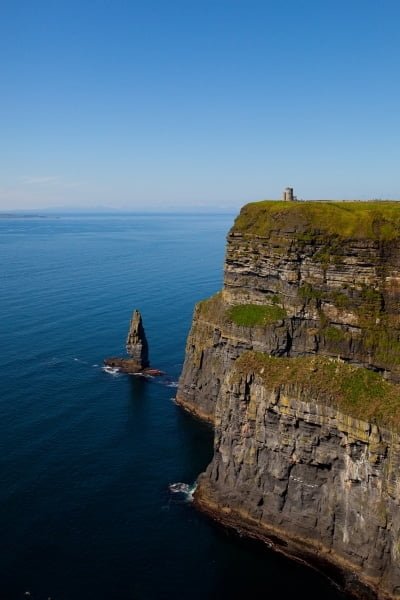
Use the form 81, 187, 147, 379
1, 0, 400, 211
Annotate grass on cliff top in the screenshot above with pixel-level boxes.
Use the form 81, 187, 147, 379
197, 295, 287, 328
226, 304, 286, 326
232, 200, 400, 240
235, 352, 400, 429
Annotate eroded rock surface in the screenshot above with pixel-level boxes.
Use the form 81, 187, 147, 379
126, 309, 149, 369
176, 201, 400, 598
104, 309, 149, 372
178, 203, 400, 421
196, 355, 400, 599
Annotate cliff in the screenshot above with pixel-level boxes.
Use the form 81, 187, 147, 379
177, 201, 400, 421
176, 200, 400, 599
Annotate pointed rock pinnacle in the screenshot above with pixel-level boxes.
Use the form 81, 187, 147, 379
126, 309, 149, 369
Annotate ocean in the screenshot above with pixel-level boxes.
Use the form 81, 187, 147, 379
0, 214, 343, 599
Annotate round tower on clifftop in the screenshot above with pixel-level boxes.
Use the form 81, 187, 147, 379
282, 187, 294, 201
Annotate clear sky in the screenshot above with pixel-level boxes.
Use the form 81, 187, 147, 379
1, 0, 400, 211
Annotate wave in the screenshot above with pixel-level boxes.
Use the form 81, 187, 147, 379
102, 366, 120, 375
168, 481, 197, 502
73, 357, 89, 365
165, 381, 178, 388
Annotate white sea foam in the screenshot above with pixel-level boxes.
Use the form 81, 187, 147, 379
166, 381, 178, 388
168, 482, 197, 502
102, 366, 120, 375
73, 357, 88, 365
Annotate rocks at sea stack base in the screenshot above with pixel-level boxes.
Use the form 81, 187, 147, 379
104, 310, 162, 375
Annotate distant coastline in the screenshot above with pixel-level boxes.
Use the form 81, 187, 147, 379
0, 213, 48, 219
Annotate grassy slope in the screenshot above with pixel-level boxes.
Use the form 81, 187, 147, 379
198, 296, 287, 327
235, 352, 400, 429
226, 304, 286, 326
232, 200, 400, 240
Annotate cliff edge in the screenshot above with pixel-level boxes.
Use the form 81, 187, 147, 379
176, 200, 400, 599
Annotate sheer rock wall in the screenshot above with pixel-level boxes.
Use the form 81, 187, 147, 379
178, 224, 400, 421
176, 202, 400, 598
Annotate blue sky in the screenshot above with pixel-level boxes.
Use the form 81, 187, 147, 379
1, 0, 400, 211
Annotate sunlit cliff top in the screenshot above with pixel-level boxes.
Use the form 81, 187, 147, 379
232, 200, 400, 240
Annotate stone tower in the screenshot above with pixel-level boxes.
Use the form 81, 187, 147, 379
282, 187, 294, 201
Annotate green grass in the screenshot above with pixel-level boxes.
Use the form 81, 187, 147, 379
363, 325, 400, 366
298, 283, 324, 301
232, 200, 400, 240
234, 352, 400, 429
330, 290, 351, 309
323, 326, 347, 343
226, 304, 287, 327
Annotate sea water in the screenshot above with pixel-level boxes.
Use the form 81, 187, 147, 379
0, 214, 343, 599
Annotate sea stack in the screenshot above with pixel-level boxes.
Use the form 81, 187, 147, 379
126, 309, 149, 370
104, 309, 156, 374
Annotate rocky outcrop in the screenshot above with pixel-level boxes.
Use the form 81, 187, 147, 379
176, 200, 400, 598
105, 309, 150, 373
126, 309, 149, 369
102, 357, 144, 374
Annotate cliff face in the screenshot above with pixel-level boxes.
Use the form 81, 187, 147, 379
196, 354, 400, 599
176, 201, 400, 598
177, 201, 400, 421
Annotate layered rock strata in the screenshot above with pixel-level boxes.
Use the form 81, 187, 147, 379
177, 202, 400, 421
196, 353, 400, 599
126, 309, 149, 369
176, 201, 400, 598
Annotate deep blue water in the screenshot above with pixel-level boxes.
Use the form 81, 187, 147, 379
0, 214, 343, 600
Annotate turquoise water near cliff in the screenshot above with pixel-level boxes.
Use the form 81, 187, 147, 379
0, 214, 343, 600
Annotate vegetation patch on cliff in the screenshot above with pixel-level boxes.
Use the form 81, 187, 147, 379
235, 352, 400, 429
197, 292, 225, 321
197, 295, 287, 328
226, 304, 287, 327
232, 200, 400, 240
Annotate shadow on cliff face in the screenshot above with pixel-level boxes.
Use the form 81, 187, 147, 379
190, 512, 346, 600
173, 406, 214, 481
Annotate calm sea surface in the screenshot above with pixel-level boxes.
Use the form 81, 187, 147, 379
0, 214, 343, 600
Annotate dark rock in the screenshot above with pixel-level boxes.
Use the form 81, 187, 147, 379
126, 309, 149, 369
104, 309, 150, 373
103, 357, 142, 373
103, 358, 164, 376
